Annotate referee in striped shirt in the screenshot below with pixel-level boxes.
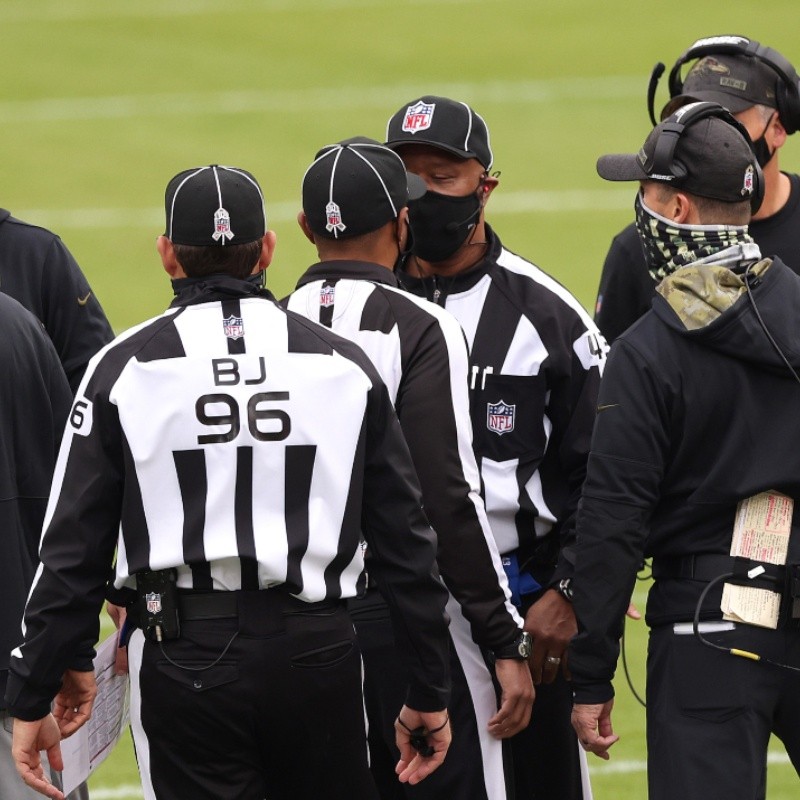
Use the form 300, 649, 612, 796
286, 137, 534, 800
6, 165, 452, 800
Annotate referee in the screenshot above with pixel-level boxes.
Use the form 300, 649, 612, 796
285, 137, 534, 800
6, 165, 452, 800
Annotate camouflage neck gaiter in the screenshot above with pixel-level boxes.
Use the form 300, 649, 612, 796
635, 192, 759, 281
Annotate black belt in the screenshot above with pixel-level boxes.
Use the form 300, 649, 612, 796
178, 591, 238, 621
175, 589, 341, 622
652, 554, 786, 592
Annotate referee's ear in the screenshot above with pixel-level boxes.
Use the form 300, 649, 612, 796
157, 235, 186, 278
297, 212, 316, 245
253, 231, 278, 275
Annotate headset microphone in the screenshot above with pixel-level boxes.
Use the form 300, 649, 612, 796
444, 204, 481, 233
647, 62, 666, 126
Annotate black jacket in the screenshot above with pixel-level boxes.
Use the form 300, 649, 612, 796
0, 210, 114, 392
571, 257, 800, 703
0, 294, 72, 704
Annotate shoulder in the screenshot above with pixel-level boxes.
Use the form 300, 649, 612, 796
490, 245, 597, 331
0, 212, 67, 252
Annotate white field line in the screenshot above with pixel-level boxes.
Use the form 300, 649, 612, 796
590, 750, 792, 776
86, 749, 794, 797
4, 0, 504, 23
18, 189, 635, 232
0, 77, 642, 124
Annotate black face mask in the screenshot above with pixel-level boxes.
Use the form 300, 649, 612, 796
408, 183, 483, 263
751, 111, 777, 168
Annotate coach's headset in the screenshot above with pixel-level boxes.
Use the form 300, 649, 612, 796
647, 35, 800, 135
643, 100, 765, 214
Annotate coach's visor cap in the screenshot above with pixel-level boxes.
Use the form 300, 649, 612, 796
385, 96, 493, 169
302, 137, 427, 240
663, 53, 779, 117
165, 165, 267, 246
597, 104, 759, 205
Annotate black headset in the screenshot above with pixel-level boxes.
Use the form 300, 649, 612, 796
647, 35, 800, 135
646, 101, 765, 214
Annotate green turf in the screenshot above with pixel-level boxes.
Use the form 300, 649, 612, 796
5, 1, 798, 796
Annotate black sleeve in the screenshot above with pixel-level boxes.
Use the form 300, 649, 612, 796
547, 316, 608, 585
569, 340, 667, 704
361, 378, 452, 712
38, 236, 115, 392
594, 224, 656, 345
396, 314, 520, 650
5, 361, 125, 720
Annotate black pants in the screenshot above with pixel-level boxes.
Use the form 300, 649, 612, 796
128, 591, 379, 800
350, 590, 511, 800
508, 591, 588, 800
647, 622, 800, 800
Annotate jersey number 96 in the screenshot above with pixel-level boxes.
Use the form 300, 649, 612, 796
195, 392, 291, 444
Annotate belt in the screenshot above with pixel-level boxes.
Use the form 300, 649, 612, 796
175, 589, 342, 622
652, 554, 786, 592
178, 591, 238, 621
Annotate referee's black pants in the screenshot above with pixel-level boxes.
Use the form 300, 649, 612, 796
647, 621, 800, 800
127, 590, 380, 800
350, 588, 511, 800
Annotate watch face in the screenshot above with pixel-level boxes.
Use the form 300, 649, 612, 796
518, 632, 532, 658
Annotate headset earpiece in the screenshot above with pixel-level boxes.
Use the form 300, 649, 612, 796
647, 102, 764, 214
661, 35, 800, 135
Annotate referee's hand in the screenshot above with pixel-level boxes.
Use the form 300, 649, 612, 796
394, 706, 451, 784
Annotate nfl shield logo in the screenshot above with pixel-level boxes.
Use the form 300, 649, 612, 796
320, 285, 335, 308
212, 207, 234, 242
325, 201, 346, 234
487, 400, 515, 435
222, 315, 245, 340
145, 592, 162, 615
402, 101, 436, 134
742, 165, 754, 197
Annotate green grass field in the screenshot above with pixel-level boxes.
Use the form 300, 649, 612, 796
4, 0, 799, 796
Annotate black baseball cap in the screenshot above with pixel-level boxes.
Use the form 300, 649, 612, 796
385, 96, 493, 169
302, 137, 427, 239
664, 53, 779, 117
164, 165, 266, 246
597, 103, 760, 205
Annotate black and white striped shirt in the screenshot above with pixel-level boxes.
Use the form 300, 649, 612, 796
398, 227, 608, 582
285, 260, 521, 649
7, 276, 450, 720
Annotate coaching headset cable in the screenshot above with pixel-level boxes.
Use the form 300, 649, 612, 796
620, 559, 652, 709
692, 571, 800, 674
744, 262, 800, 387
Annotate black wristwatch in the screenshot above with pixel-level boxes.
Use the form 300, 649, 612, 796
555, 577, 574, 603
492, 631, 532, 660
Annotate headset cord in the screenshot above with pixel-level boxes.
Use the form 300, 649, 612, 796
158, 630, 239, 672
744, 263, 800, 386
693, 572, 800, 673
621, 560, 652, 709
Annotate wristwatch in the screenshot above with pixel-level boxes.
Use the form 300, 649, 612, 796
492, 630, 532, 660
555, 577, 574, 603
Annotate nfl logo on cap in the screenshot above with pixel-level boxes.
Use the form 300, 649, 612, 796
402, 101, 435, 134
325, 201, 346, 233
212, 207, 234, 242
742, 164, 755, 197
487, 400, 515, 435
